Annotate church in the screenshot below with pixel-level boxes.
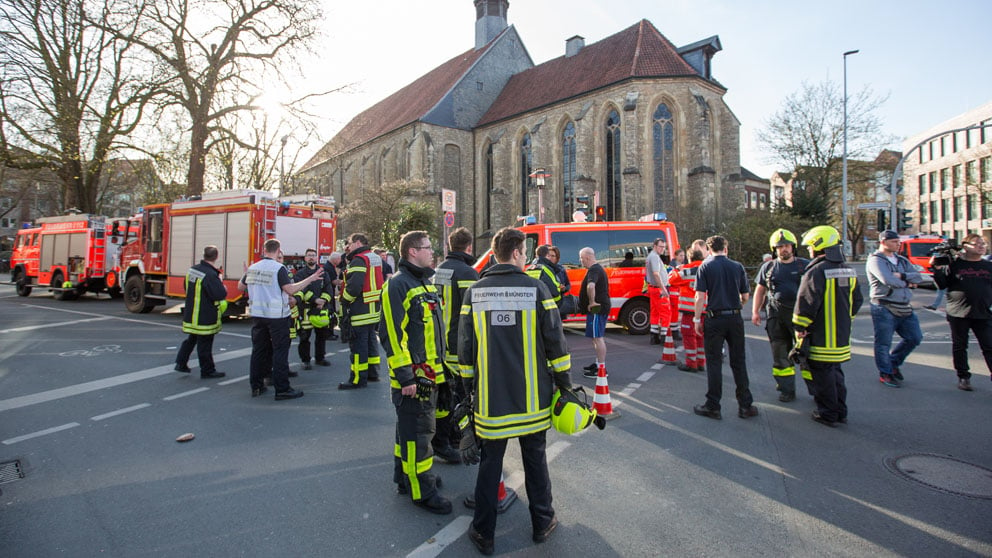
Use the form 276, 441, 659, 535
296, 0, 743, 238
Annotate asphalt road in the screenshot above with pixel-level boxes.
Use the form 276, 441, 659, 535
1, 283, 990, 557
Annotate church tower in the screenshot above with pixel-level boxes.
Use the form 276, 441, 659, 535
474, 0, 509, 49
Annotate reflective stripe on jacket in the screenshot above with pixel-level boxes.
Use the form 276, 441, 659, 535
434, 251, 479, 365
182, 260, 227, 335
669, 261, 703, 314
342, 247, 383, 325
380, 260, 445, 389
525, 257, 562, 306
793, 255, 864, 362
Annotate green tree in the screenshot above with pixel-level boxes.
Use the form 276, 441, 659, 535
722, 210, 819, 271
340, 179, 434, 252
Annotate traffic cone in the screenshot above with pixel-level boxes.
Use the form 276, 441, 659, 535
593, 363, 620, 420
463, 472, 518, 513
661, 328, 677, 364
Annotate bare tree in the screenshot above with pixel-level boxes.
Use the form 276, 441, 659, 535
756, 80, 892, 225
101, 0, 321, 197
0, 0, 157, 214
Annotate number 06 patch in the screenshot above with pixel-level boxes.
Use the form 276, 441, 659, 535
491, 311, 516, 326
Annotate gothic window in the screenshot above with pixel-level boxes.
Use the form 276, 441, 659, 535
520, 133, 532, 216
605, 110, 621, 221
562, 121, 576, 220
484, 143, 494, 231
652, 103, 675, 213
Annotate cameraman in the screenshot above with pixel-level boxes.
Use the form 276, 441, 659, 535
931, 234, 992, 391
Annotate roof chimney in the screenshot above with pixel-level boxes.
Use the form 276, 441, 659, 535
565, 35, 585, 57
474, 0, 509, 50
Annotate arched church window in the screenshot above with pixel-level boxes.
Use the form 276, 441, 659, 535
653, 103, 675, 212
562, 121, 576, 220
605, 110, 621, 221
520, 133, 532, 216
484, 143, 494, 231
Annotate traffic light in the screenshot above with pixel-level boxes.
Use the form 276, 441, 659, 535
899, 208, 913, 230
876, 209, 886, 231
595, 205, 606, 222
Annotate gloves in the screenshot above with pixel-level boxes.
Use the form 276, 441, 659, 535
788, 336, 810, 370
412, 363, 436, 401
436, 382, 452, 413
459, 422, 481, 465
554, 371, 572, 391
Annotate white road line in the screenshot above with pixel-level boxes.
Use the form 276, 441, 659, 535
637, 371, 656, 382
91, 403, 151, 421
163, 387, 210, 401
406, 515, 473, 558
18, 303, 251, 338
650, 363, 662, 370
0, 316, 112, 334
0, 347, 253, 412
3, 422, 80, 445
217, 375, 248, 386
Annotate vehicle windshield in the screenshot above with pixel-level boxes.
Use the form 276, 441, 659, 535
906, 242, 941, 257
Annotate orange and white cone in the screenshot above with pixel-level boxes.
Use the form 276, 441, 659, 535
593, 363, 620, 420
661, 328, 677, 364
463, 472, 518, 513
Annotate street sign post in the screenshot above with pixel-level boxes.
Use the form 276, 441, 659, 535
444, 212, 454, 228
856, 202, 890, 210
441, 189, 456, 213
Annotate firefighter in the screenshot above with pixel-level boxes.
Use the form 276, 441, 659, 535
793, 225, 864, 427
339, 233, 384, 390
526, 244, 563, 307
175, 245, 228, 379
645, 237, 671, 345
668, 241, 707, 372
380, 230, 452, 515
457, 227, 571, 555
751, 229, 810, 402
432, 227, 478, 465
294, 248, 333, 370
322, 251, 343, 341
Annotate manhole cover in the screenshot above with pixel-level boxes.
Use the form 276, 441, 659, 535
0, 460, 24, 484
884, 453, 992, 500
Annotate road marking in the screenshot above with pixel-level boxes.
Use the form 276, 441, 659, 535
218, 375, 248, 385
91, 403, 151, 421
637, 371, 655, 382
18, 303, 251, 338
406, 515, 473, 558
0, 347, 253, 412
3, 422, 80, 445
650, 363, 662, 370
163, 387, 210, 401
0, 316, 112, 334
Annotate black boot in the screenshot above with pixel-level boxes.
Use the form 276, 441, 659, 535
650, 333, 661, 345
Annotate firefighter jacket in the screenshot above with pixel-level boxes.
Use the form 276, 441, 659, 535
792, 248, 864, 363
434, 251, 479, 367
457, 263, 572, 440
342, 246, 384, 326
526, 256, 563, 306
381, 259, 445, 389
293, 264, 332, 329
668, 260, 704, 314
181, 260, 227, 335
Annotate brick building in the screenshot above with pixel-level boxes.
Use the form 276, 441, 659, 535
297, 0, 743, 239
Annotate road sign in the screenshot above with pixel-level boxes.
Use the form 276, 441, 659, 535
444, 212, 454, 228
857, 202, 889, 210
441, 189, 456, 213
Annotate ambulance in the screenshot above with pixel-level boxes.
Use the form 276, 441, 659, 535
473, 213, 679, 334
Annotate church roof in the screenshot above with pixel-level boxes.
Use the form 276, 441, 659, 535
300, 36, 500, 172
477, 19, 705, 126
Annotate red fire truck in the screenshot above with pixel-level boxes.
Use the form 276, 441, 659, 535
9, 214, 127, 300
114, 190, 337, 313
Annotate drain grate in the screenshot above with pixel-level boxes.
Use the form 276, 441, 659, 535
0, 460, 24, 484
884, 453, 992, 500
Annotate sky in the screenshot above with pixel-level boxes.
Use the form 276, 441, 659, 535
278, 0, 992, 178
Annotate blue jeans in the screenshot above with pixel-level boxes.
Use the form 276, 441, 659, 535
931, 288, 946, 307
870, 304, 922, 375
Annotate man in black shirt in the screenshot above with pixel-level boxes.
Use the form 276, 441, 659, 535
692, 236, 756, 420
931, 233, 992, 391
579, 247, 611, 378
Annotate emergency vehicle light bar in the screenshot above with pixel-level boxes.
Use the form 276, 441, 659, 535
637, 212, 668, 222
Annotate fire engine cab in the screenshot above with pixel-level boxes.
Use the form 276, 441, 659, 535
115, 190, 337, 313
897, 234, 944, 283
473, 213, 679, 334
10, 214, 125, 300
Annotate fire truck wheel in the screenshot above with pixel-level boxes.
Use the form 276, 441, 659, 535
51, 272, 78, 301
14, 270, 32, 297
619, 298, 650, 335
124, 275, 154, 313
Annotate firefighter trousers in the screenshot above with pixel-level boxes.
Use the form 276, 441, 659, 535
249, 317, 292, 392
176, 333, 216, 375
472, 431, 555, 540
680, 312, 704, 369
346, 324, 380, 385
297, 326, 329, 363
648, 286, 671, 336
809, 360, 847, 422
392, 388, 438, 502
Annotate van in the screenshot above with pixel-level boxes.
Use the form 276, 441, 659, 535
474, 215, 679, 334
897, 235, 943, 284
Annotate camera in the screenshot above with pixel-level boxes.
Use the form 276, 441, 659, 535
928, 240, 961, 267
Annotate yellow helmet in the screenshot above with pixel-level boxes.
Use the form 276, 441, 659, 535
801, 225, 841, 250
551, 387, 602, 435
216, 300, 228, 315
309, 308, 330, 328
769, 228, 798, 249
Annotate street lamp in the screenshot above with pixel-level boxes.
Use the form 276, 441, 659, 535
842, 49, 859, 257
279, 135, 289, 195
529, 168, 551, 223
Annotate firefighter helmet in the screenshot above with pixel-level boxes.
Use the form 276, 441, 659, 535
551, 387, 598, 435
769, 228, 798, 249
801, 225, 841, 250
309, 308, 330, 328
216, 300, 228, 315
